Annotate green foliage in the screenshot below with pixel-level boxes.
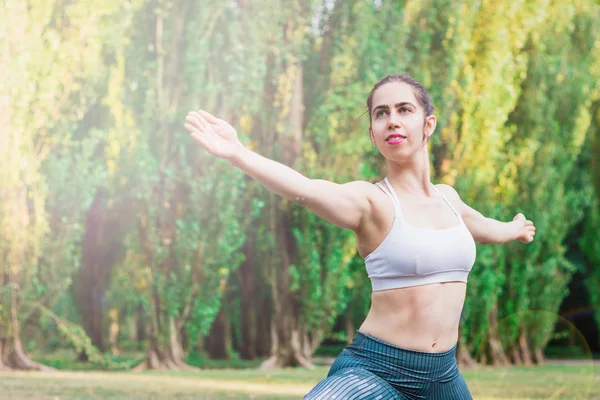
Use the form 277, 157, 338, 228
30, 302, 138, 369
98, 0, 272, 360
495, 0, 600, 352
580, 91, 600, 347
2, 0, 600, 368
291, 207, 356, 336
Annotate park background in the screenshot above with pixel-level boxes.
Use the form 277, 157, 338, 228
1, 0, 600, 398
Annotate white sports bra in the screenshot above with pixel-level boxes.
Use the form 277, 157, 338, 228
364, 177, 476, 291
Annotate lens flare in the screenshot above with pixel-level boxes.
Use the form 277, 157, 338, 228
463, 309, 596, 400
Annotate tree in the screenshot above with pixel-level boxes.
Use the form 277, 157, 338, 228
111, 0, 263, 369
0, 0, 116, 370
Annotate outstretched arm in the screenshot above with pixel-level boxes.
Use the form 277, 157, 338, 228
439, 184, 536, 245
184, 110, 373, 232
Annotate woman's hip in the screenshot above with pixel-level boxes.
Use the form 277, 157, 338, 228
330, 331, 460, 384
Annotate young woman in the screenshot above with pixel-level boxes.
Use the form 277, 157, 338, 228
184, 74, 536, 400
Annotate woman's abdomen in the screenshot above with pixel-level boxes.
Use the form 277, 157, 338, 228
359, 282, 466, 352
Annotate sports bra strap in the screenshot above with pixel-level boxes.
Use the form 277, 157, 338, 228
375, 182, 399, 217
375, 179, 402, 218
431, 185, 460, 217
383, 177, 402, 206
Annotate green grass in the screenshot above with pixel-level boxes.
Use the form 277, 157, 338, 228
1, 363, 599, 399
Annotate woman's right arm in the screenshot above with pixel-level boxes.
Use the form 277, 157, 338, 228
230, 147, 373, 231
185, 110, 373, 232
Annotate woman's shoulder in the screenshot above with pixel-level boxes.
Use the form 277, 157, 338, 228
339, 180, 389, 205
344, 179, 385, 190
434, 183, 464, 211
434, 183, 460, 198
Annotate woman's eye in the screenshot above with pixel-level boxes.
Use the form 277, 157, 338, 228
376, 110, 387, 117
399, 107, 410, 113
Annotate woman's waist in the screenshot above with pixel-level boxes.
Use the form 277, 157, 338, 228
336, 331, 460, 382
359, 307, 461, 352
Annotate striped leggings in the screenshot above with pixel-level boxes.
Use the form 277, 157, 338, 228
304, 331, 472, 400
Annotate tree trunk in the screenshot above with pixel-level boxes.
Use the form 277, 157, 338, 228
195, 334, 206, 357
261, 320, 314, 369
488, 336, 509, 366
519, 330, 533, 366
1, 285, 53, 371
307, 327, 324, 360
74, 190, 109, 353
260, 202, 314, 370
0, 336, 10, 371
0, 335, 9, 371
487, 305, 509, 366
0, 351, 9, 371
533, 346, 546, 365
457, 341, 478, 368
223, 307, 233, 359
239, 235, 257, 360
134, 316, 196, 371
509, 344, 523, 365
259, 51, 312, 369
136, 202, 192, 372
456, 328, 477, 368
303, 328, 313, 361
135, 224, 190, 372
73, 190, 130, 355
135, 304, 147, 350
346, 311, 355, 344
305, 0, 343, 122
257, 295, 272, 358
206, 308, 229, 359
108, 308, 120, 356
7, 335, 51, 371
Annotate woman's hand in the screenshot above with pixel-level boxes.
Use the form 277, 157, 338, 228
184, 110, 245, 161
513, 213, 536, 244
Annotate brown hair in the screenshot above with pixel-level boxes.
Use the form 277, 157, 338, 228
366, 73, 435, 125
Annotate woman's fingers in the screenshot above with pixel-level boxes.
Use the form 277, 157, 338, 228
198, 110, 220, 125
184, 114, 200, 131
185, 122, 208, 145
186, 112, 208, 132
528, 227, 536, 241
184, 118, 198, 133
184, 122, 198, 133
518, 222, 536, 243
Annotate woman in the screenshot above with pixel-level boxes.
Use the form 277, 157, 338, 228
184, 73, 536, 400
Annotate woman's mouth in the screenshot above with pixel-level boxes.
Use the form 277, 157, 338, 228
386, 135, 406, 145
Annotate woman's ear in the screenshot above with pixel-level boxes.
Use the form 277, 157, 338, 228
425, 115, 437, 138
369, 126, 375, 143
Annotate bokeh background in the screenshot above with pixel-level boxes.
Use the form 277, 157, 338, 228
1, 0, 600, 398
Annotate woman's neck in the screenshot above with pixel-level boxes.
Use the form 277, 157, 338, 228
386, 152, 433, 197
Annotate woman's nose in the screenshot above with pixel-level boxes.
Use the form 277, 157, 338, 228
387, 115, 400, 129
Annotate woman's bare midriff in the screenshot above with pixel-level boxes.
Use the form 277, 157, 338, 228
358, 281, 467, 353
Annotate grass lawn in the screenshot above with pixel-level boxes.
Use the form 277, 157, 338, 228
1, 363, 599, 400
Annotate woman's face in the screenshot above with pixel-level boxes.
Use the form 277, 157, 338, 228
369, 81, 435, 159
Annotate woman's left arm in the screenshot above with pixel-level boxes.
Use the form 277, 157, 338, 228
438, 184, 536, 245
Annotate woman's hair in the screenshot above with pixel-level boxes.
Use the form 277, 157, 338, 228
366, 73, 435, 124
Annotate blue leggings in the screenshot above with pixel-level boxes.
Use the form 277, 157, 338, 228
304, 331, 472, 400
